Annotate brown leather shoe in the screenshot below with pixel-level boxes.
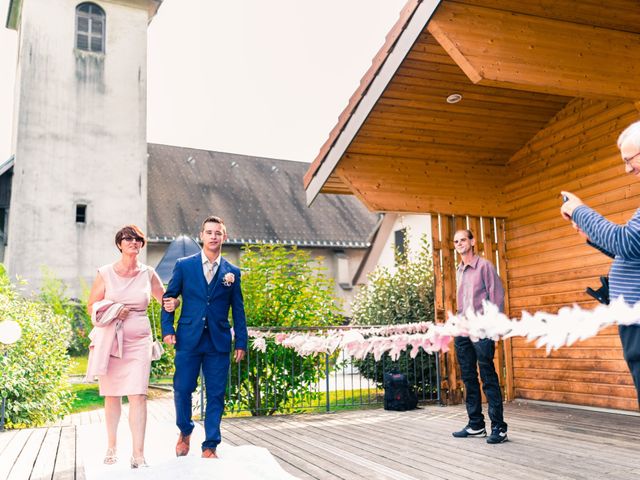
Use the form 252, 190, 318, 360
201, 448, 218, 459
175, 433, 191, 457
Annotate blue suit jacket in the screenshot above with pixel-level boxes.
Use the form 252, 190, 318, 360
161, 253, 248, 352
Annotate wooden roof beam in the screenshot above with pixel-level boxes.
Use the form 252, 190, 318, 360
427, 3, 640, 99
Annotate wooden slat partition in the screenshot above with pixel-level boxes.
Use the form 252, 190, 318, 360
431, 214, 512, 404
505, 98, 640, 411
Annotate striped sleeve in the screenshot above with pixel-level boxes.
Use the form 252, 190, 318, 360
586, 239, 615, 259
572, 205, 640, 260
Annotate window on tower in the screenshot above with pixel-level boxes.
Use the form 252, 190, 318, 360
75, 3, 105, 53
0, 208, 7, 245
76, 204, 87, 224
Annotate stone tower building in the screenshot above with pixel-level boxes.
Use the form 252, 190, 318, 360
4, 0, 161, 292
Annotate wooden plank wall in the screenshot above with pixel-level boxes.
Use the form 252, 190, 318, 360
505, 98, 640, 411
431, 214, 513, 404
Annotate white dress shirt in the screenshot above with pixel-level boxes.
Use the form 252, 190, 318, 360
201, 250, 220, 284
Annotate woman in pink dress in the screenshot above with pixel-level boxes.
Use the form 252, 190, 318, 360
87, 225, 177, 468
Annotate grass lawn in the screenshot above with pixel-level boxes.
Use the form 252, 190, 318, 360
150, 375, 173, 385
224, 388, 384, 417
69, 366, 385, 416
325, 388, 384, 411
70, 383, 115, 413
69, 355, 88, 375
69, 384, 170, 413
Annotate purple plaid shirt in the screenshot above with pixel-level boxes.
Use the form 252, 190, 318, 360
456, 255, 505, 315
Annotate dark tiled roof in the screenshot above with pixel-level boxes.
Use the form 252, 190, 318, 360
147, 144, 379, 247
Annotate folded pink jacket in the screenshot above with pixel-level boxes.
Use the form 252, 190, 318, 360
84, 300, 125, 381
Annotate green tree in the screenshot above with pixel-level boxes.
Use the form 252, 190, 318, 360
351, 234, 437, 396
0, 265, 73, 428
240, 244, 341, 327
226, 244, 342, 415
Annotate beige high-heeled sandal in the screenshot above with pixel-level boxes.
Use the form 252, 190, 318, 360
103, 447, 117, 465
130, 456, 149, 468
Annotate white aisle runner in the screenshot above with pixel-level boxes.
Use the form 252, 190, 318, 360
77, 421, 299, 480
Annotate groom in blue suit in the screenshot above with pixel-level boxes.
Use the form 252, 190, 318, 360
161, 215, 247, 458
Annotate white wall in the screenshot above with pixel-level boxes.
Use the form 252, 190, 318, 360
6, 0, 150, 292
376, 214, 431, 272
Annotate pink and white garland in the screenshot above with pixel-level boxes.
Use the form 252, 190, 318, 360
249, 298, 640, 360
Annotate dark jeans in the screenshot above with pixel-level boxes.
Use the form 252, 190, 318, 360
619, 325, 640, 409
454, 336, 507, 431
173, 329, 230, 450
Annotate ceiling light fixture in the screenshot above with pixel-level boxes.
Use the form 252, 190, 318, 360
446, 93, 463, 104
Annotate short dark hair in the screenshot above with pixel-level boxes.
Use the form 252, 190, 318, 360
455, 229, 474, 240
200, 215, 226, 232
115, 224, 146, 252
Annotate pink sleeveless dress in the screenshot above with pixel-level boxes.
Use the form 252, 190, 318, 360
97, 263, 154, 396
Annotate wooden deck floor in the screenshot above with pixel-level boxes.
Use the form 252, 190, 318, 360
1, 394, 639, 479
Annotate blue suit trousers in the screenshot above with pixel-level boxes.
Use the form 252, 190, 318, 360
173, 329, 230, 450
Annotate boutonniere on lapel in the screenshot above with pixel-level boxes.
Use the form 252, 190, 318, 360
222, 272, 235, 287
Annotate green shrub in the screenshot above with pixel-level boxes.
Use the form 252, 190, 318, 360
226, 244, 342, 415
240, 244, 341, 327
351, 235, 435, 327
351, 235, 437, 394
0, 266, 73, 428
227, 341, 326, 416
148, 299, 176, 378
38, 269, 92, 356
354, 347, 437, 398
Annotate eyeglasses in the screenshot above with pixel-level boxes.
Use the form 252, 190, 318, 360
622, 151, 640, 165
122, 236, 143, 243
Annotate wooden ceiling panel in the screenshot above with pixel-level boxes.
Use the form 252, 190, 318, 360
340, 153, 508, 178
335, 148, 508, 216
321, 175, 353, 194
335, 34, 569, 214
347, 140, 513, 165
452, 0, 640, 34
308, 1, 638, 217
357, 124, 526, 151
346, 190, 509, 217
384, 82, 567, 110
428, 2, 640, 98
365, 109, 547, 132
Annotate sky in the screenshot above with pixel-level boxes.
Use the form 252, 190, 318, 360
0, 0, 407, 163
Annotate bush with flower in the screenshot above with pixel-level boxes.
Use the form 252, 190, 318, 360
227, 244, 342, 415
351, 234, 437, 396
38, 268, 92, 356
0, 265, 73, 428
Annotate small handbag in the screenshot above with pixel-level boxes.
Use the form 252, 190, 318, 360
151, 338, 164, 361
150, 302, 164, 361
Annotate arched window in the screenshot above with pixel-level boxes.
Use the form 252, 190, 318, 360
75, 3, 105, 53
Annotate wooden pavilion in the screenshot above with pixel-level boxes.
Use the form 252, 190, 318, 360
304, 0, 640, 411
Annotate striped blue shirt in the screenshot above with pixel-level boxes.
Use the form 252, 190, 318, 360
572, 205, 640, 305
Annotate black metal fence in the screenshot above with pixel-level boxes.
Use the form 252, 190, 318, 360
194, 327, 441, 417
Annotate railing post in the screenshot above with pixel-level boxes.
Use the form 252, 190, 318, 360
200, 367, 205, 420
0, 395, 6, 431
1, 351, 8, 430
325, 353, 330, 413
435, 351, 443, 405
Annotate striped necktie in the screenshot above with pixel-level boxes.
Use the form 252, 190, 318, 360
206, 261, 218, 284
